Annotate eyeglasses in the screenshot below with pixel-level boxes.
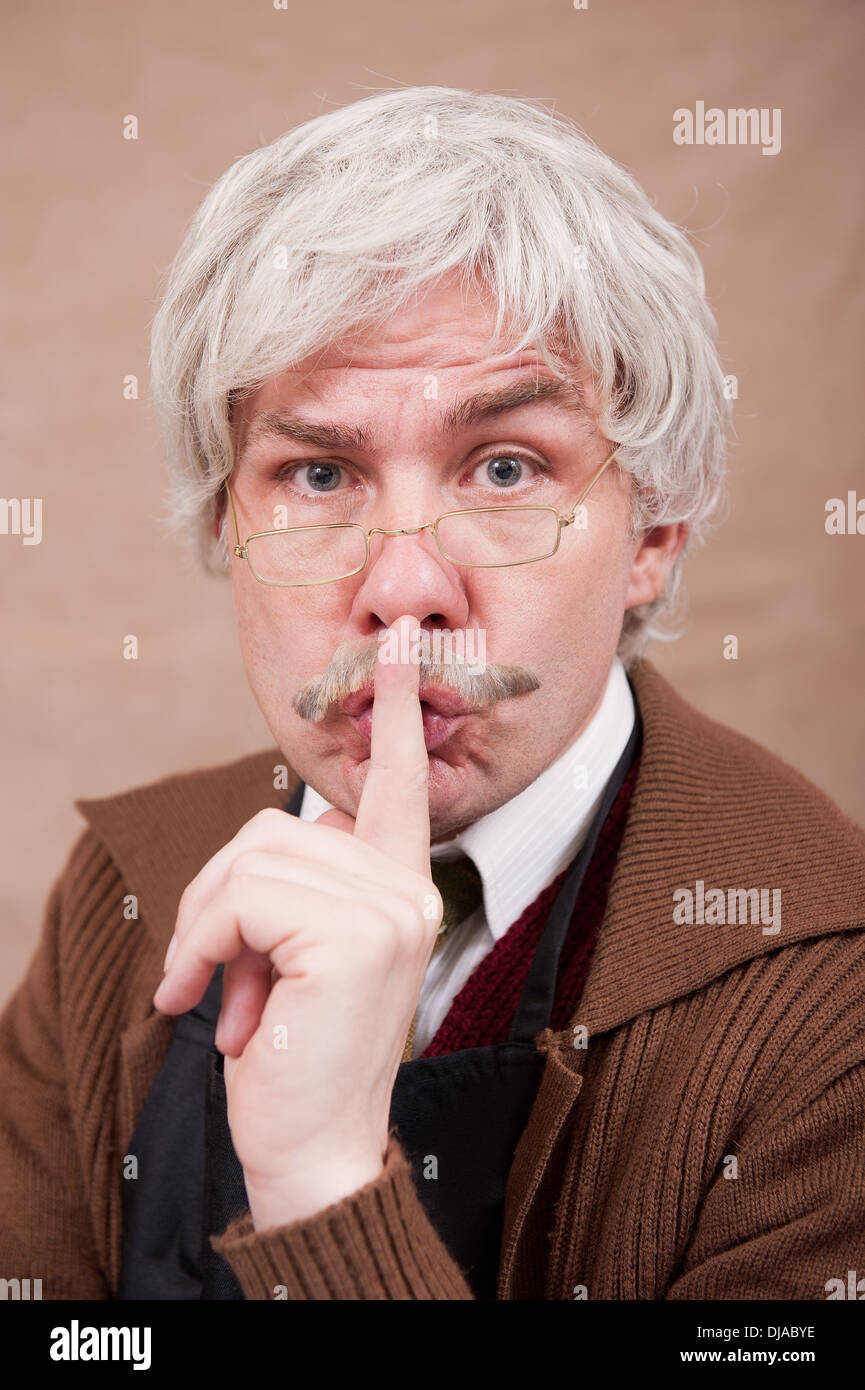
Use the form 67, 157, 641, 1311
225, 447, 618, 587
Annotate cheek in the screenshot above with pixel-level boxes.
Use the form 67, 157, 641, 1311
463, 515, 631, 703
473, 523, 628, 641
556, 508, 633, 622
231, 576, 352, 702
230, 574, 299, 698
461, 570, 586, 700
231, 572, 264, 665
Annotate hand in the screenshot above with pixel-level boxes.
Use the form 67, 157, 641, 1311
152, 614, 443, 1228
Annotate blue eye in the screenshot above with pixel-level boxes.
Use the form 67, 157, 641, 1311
304, 463, 342, 492
485, 456, 524, 487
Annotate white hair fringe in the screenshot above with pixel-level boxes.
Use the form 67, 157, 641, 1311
149, 85, 732, 666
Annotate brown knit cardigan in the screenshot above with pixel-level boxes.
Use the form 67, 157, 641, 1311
1, 660, 863, 1300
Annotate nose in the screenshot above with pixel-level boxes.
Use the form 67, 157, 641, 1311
347, 513, 471, 636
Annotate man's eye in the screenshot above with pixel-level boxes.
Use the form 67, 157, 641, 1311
277, 462, 344, 493
303, 462, 343, 492
277, 453, 542, 495
474, 455, 534, 488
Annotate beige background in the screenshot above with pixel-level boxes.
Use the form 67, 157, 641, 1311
1, 0, 863, 1006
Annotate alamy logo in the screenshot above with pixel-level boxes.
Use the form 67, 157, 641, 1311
377, 623, 487, 675
825, 491, 865, 534
673, 880, 781, 935
673, 102, 781, 156
0, 497, 42, 545
49, 1320, 151, 1370
0, 1277, 42, 1299
825, 1270, 865, 1299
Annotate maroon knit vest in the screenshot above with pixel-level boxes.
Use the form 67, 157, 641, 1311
420, 754, 641, 1057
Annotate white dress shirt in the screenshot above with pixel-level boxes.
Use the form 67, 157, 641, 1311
297, 656, 635, 1056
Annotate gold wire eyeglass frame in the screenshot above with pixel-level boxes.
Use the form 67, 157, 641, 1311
224, 447, 619, 587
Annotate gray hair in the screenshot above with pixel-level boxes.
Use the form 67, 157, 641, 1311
149, 85, 731, 665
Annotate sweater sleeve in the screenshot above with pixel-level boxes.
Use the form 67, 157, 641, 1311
211, 1137, 476, 1299
0, 865, 109, 1299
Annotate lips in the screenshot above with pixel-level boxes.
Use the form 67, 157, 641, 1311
338, 684, 476, 752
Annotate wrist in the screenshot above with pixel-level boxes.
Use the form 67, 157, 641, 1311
244, 1150, 386, 1230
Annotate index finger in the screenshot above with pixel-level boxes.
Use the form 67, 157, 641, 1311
353, 613, 431, 875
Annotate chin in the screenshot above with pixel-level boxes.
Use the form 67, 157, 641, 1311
337, 747, 477, 830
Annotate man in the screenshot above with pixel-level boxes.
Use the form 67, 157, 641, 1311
1, 86, 863, 1301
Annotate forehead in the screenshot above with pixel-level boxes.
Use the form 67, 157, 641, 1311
238, 372, 594, 461
232, 275, 600, 452
302, 271, 524, 370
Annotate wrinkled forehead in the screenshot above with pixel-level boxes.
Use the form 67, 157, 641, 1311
229, 273, 602, 449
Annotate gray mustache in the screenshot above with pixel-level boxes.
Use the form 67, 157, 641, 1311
292, 639, 541, 723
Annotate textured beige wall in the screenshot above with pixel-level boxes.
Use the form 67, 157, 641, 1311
2, 0, 863, 1006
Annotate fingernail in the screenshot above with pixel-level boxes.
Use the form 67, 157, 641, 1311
163, 935, 177, 973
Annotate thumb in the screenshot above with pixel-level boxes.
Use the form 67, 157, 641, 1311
314, 807, 358, 835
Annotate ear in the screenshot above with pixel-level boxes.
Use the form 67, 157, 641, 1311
624, 522, 689, 612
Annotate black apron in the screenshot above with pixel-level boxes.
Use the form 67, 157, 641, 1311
116, 703, 641, 1300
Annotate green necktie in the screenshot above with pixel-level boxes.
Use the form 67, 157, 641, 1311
401, 854, 484, 1063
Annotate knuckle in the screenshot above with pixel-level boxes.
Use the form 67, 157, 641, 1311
230, 849, 261, 879
382, 892, 427, 945
406, 761, 429, 793
376, 899, 404, 937
178, 879, 198, 917
349, 903, 395, 962
397, 896, 425, 936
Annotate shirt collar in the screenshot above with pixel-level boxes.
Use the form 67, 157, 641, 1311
297, 657, 635, 942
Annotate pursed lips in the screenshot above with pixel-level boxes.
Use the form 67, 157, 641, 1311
338, 683, 478, 751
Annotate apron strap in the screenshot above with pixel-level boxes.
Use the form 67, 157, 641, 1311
507, 689, 643, 1045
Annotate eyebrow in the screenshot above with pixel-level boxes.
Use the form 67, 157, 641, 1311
239, 376, 587, 458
